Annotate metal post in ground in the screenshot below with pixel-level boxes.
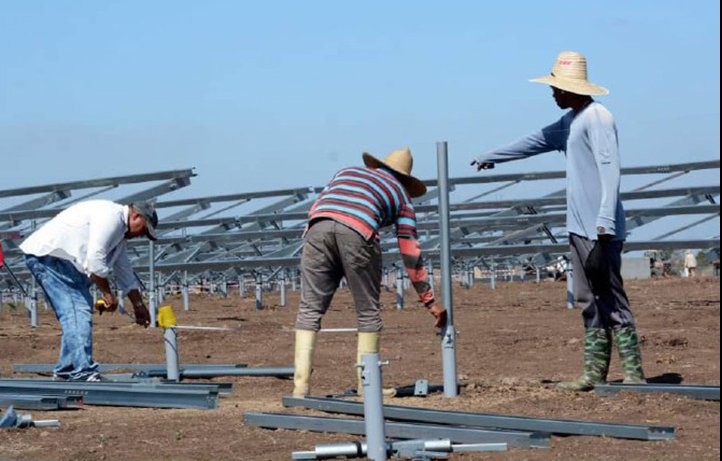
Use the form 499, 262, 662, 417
238, 275, 246, 298
566, 259, 574, 310
159, 306, 180, 382
395, 266, 404, 310
382, 268, 389, 290
117, 289, 125, 315
427, 260, 435, 291
536, 266, 541, 284
148, 240, 157, 328
490, 258, 497, 290
29, 283, 38, 328
437, 141, 458, 398
221, 275, 228, 298
255, 273, 263, 310
182, 271, 190, 311
360, 353, 388, 461
280, 269, 287, 307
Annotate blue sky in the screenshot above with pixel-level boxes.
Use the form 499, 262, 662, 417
1, 1, 719, 238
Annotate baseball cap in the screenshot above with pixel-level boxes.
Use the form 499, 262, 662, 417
132, 201, 159, 241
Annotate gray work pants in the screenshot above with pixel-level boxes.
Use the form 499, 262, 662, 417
569, 233, 636, 329
295, 219, 383, 332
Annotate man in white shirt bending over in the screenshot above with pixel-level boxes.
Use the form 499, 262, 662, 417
20, 200, 154, 382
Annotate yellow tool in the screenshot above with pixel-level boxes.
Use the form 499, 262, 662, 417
95, 299, 109, 315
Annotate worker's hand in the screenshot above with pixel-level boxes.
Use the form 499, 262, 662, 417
470, 159, 495, 171
96, 293, 118, 315
132, 303, 151, 328
428, 304, 448, 329
584, 240, 611, 294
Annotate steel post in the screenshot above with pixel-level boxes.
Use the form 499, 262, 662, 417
437, 141, 458, 398
221, 275, 228, 298
255, 273, 263, 310
182, 271, 190, 311
427, 261, 435, 291
149, 240, 157, 328
566, 259, 574, 310
395, 267, 404, 310
164, 327, 180, 382
280, 269, 287, 307
490, 258, 497, 290
29, 283, 38, 328
117, 289, 125, 315
360, 353, 387, 461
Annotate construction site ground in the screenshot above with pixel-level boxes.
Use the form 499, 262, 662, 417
0, 276, 719, 461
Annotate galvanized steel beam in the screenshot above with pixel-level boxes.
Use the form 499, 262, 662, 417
282, 397, 675, 441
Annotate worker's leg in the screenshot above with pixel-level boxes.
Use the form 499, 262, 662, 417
557, 235, 611, 391
597, 241, 645, 383
25, 255, 98, 381
293, 220, 343, 396
336, 222, 383, 393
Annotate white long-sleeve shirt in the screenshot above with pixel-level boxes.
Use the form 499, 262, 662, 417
20, 200, 140, 292
474, 101, 626, 241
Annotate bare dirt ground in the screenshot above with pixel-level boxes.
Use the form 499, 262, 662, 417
1, 276, 719, 461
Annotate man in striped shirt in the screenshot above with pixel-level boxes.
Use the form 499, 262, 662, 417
293, 147, 447, 397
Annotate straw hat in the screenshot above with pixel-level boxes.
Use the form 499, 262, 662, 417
362, 147, 427, 197
530, 51, 609, 96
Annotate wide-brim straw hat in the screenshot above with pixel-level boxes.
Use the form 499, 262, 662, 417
530, 51, 609, 96
362, 147, 427, 198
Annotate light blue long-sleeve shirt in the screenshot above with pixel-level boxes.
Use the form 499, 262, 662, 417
475, 101, 626, 241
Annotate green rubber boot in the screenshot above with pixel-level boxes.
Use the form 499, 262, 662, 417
557, 328, 612, 391
615, 325, 646, 384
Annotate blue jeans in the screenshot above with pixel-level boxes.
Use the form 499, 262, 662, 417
25, 255, 99, 380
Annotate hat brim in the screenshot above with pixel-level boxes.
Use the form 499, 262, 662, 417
530, 75, 609, 96
362, 153, 427, 198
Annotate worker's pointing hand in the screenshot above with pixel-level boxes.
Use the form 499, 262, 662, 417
470, 159, 495, 171
428, 304, 448, 329
471, 159, 495, 171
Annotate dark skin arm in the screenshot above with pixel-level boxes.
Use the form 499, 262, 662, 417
90, 275, 150, 327
126, 289, 151, 327
428, 304, 447, 329
90, 274, 118, 312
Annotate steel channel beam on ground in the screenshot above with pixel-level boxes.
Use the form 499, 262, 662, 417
243, 413, 550, 448
0, 380, 219, 409
96, 378, 235, 395
14, 363, 248, 374
0, 394, 83, 411
282, 397, 674, 441
594, 384, 720, 401
136, 367, 294, 379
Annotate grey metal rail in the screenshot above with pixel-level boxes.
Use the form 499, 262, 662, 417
282, 397, 675, 441
243, 412, 551, 448
594, 383, 720, 401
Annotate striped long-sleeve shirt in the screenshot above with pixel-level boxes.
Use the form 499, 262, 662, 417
308, 166, 435, 306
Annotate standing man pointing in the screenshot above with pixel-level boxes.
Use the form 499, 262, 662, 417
471, 51, 645, 391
